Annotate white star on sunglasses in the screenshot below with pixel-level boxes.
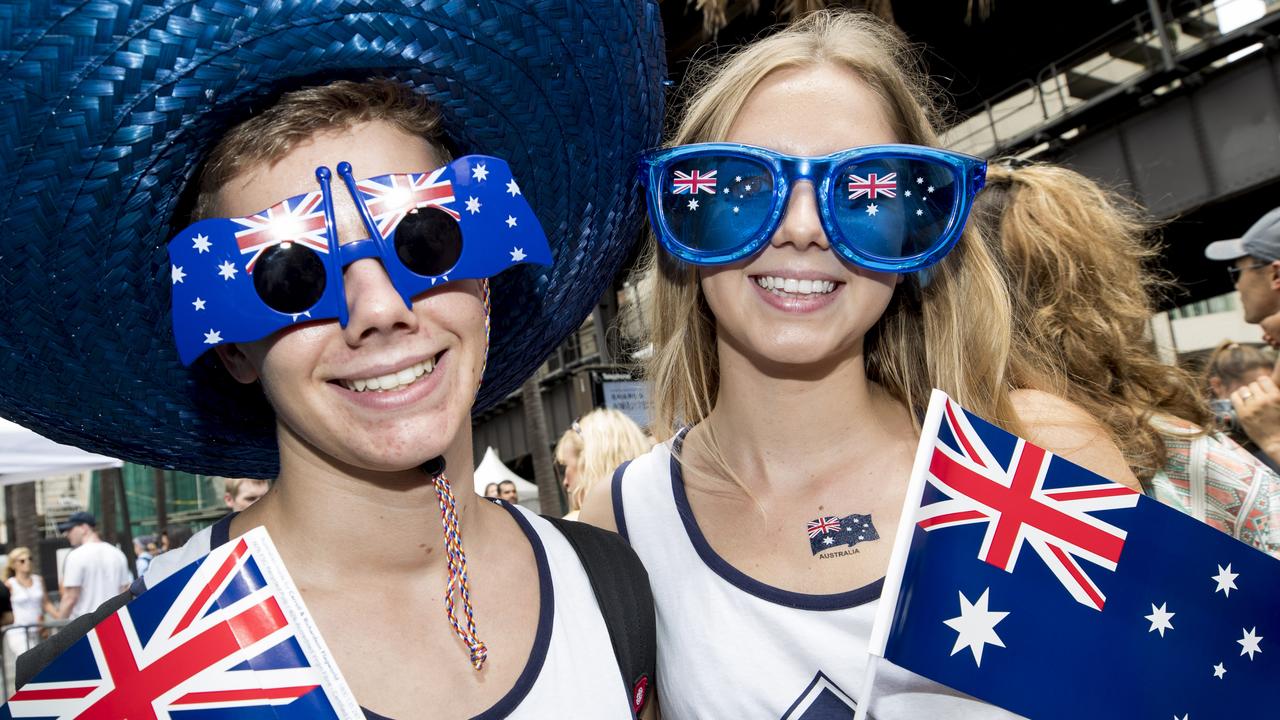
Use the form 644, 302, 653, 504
192, 234, 212, 253
472, 163, 489, 182
505, 215, 518, 228
465, 197, 481, 214
217, 261, 238, 280
192, 297, 206, 311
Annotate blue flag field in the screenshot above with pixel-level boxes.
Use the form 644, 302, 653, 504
868, 390, 1279, 719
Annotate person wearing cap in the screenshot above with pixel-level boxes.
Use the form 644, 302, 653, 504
1205, 207, 1280, 470
54, 512, 131, 622
0, 1, 663, 716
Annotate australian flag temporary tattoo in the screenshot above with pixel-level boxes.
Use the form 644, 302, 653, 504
807, 513, 880, 555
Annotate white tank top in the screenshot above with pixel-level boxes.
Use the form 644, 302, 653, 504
613, 436, 1022, 720
143, 502, 634, 719
8, 575, 45, 626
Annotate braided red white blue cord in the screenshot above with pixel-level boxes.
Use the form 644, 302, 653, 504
429, 278, 492, 671
432, 468, 488, 670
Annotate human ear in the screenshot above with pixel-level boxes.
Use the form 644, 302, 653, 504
1208, 376, 1226, 399
1270, 260, 1280, 290
214, 343, 261, 385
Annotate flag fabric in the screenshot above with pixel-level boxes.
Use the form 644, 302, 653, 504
169, 154, 551, 365
868, 390, 1280, 720
3, 527, 362, 720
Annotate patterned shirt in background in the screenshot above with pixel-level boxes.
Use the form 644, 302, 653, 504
1149, 415, 1280, 558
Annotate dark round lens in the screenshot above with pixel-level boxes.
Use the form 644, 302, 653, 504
252, 243, 326, 314
394, 208, 463, 277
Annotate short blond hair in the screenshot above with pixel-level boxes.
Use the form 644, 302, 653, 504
190, 78, 449, 221
5, 547, 31, 581
557, 409, 651, 511
223, 476, 270, 497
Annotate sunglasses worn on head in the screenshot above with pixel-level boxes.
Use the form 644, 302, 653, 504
638, 143, 987, 272
168, 155, 552, 365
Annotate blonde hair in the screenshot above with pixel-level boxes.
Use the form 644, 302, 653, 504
191, 78, 449, 221
642, 10, 1016, 481
223, 476, 270, 497
555, 409, 651, 511
5, 547, 31, 581
974, 162, 1213, 484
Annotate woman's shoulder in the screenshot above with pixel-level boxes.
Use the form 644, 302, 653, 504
1008, 388, 1142, 491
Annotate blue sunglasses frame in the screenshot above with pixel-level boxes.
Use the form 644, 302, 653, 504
637, 143, 987, 272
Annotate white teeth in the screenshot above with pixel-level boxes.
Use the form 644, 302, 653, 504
340, 358, 437, 393
753, 276, 837, 296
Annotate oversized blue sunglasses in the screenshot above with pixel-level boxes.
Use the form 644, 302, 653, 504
637, 143, 986, 271
168, 155, 551, 365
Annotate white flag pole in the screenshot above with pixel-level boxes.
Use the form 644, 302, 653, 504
855, 388, 950, 720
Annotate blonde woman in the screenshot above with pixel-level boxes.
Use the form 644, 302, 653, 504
4, 548, 58, 665
581, 10, 1135, 718
973, 162, 1280, 556
555, 409, 651, 520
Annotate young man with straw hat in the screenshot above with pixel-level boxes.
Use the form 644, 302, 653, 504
0, 1, 664, 716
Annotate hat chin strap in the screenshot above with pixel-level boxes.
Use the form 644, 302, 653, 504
422, 455, 488, 671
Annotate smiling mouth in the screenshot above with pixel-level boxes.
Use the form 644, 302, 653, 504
752, 275, 841, 297
337, 352, 443, 393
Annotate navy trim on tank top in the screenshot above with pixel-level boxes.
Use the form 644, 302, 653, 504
205, 505, 555, 720
610, 459, 634, 543
669, 429, 884, 611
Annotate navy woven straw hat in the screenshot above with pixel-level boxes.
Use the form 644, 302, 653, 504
0, 0, 665, 477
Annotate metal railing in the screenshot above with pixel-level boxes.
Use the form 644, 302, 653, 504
942, 0, 1280, 158
2, 620, 70, 698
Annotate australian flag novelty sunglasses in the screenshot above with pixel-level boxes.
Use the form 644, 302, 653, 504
638, 143, 986, 271
167, 155, 552, 365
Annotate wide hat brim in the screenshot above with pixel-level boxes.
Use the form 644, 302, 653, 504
0, 0, 665, 477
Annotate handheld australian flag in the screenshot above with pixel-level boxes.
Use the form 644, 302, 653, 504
865, 390, 1280, 720
3, 527, 362, 719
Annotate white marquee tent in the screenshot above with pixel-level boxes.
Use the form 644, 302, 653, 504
0, 417, 122, 486
472, 447, 540, 514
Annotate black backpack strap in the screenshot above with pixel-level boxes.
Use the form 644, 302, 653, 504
16, 588, 134, 688
542, 515, 656, 717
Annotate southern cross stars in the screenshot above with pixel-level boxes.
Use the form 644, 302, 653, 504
217, 261, 238, 280
506, 179, 520, 196
471, 163, 489, 182
505, 215, 518, 228
510, 247, 527, 262
943, 588, 1008, 667
1212, 563, 1239, 597
1238, 627, 1263, 660
465, 196, 481, 214
192, 298, 206, 311
192, 233, 212, 253
1144, 602, 1174, 637
1212, 662, 1226, 679
171, 265, 186, 284
203, 329, 222, 345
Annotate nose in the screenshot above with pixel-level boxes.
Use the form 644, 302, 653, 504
340, 258, 419, 344
771, 180, 830, 252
